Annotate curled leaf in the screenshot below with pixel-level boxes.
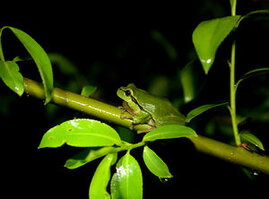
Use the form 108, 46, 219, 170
0, 26, 53, 104
0, 61, 24, 96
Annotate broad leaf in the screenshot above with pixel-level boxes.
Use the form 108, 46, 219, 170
192, 16, 241, 74
89, 153, 117, 199
240, 132, 265, 151
143, 125, 197, 142
111, 151, 143, 199
38, 119, 122, 148
0, 60, 24, 96
5, 26, 53, 104
143, 146, 172, 179
65, 146, 117, 169
185, 102, 228, 123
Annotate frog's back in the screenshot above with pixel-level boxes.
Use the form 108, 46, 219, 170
152, 98, 185, 127
134, 87, 185, 126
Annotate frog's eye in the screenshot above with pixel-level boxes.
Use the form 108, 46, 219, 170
125, 90, 132, 97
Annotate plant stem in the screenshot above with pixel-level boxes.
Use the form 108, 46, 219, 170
117, 141, 146, 152
230, 0, 237, 16
23, 77, 269, 174
229, 41, 241, 146
229, 0, 241, 146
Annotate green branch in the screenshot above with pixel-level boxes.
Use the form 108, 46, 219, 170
229, 41, 241, 146
23, 77, 269, 175
23, 77, 131, 127
189, 136, 269, 175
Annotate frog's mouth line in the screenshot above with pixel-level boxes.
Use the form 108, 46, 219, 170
131, 95, 145, 111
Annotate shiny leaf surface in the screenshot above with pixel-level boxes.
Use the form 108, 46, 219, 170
192, 16, 241, 74
39, 119, 122, 148
89, 153, 117, 199
111, 151, 143, 199
143, 146, 172, 179
143, 125, 197, 142
0, 60, 24, 96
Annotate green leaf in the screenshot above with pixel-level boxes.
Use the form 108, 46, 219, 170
111, 151, 143, 199
81, 85, 97, 97
185, 102, 228, 123
65, 146, 117, 169
38, 119, 122, 148
6, 26, 53, 104
143, 146, 172, 179
192, 16, 241, 74
89, 153, 117, 199
143, 125, 197, 142
235, 67, 269, 91
65, 148, 91, 169
0, 60, 24, 96
240, 132, 265, 151
179, 60, 196, 103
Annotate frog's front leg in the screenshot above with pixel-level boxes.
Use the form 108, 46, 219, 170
119, 101, 150, 122
118, 101, 134, 120
132, 110, 151, 124
119, 101, 152, 130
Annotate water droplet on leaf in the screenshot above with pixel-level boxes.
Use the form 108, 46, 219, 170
159, 178, 170, 184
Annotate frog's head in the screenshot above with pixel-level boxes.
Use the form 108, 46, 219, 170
117, 83, 136, 102
117, 83, 141, 110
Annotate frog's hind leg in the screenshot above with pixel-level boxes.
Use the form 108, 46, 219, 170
135, 118, 156, 134
135, 124, 155, 134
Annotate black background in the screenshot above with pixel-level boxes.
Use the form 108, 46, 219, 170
1, 1, 269, 198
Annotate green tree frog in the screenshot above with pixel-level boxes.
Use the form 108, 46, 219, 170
117, 83, 185, 132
